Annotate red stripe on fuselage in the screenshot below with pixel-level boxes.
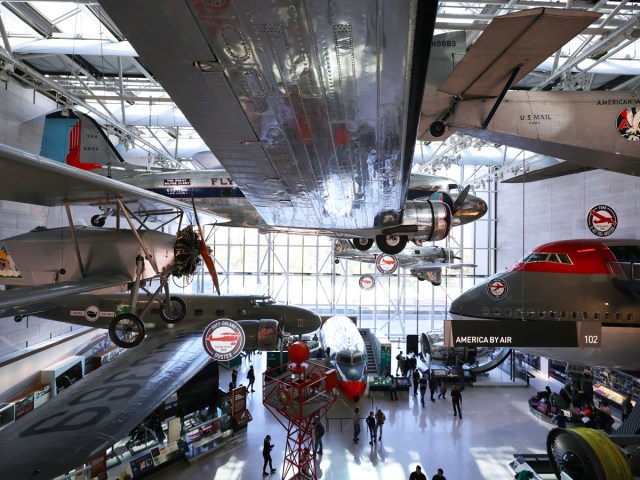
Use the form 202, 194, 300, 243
509, 239, 619, 275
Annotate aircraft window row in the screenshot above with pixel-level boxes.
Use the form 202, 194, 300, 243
522, 252, 572, 264
483, 307, 632, 321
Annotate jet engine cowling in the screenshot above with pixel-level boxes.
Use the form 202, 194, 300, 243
238, 319, 279, 351
398, 200, 452, 242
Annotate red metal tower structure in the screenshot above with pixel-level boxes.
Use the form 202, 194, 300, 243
263, 342, 337, 479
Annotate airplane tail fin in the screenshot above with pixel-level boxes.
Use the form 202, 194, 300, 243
40, 110, 126, 172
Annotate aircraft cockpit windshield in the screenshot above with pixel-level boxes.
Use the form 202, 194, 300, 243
337, 352, 364, 365
448, 184, 463, 194
252, 296, 276, 307
521, 252, 572, 265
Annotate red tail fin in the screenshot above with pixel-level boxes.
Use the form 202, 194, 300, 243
65, 120, 101, 170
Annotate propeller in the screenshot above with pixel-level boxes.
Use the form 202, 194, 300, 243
172, 202, 221, 295
451, 184, 470, 215
192, 198, 220, 295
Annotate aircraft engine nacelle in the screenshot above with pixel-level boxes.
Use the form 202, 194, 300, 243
410, 268, 442, 286
238, 319, 279, 351
400, 200, 451, 242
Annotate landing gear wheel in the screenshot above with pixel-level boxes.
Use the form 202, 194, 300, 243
429, 120, 446, 138
376, 234, 407, 255
352, 238, 374, 251
412, 239, 424, 247
109, 314, 145, 348
160, 296, 187, 324
91, 215, 106, 227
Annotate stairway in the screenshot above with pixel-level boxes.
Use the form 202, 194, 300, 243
365, 340, 378, 375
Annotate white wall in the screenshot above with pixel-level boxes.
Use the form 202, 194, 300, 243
0, 77, 88, 358
496, 170, 640, 270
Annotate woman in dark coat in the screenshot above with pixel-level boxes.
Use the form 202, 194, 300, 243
263, 435, 276, 476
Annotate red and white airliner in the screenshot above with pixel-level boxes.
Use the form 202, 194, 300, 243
450, 239, 640, 369
318, 316, 368, 402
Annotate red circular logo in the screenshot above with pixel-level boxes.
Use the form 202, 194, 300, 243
359, 274, 375, 290
203, 319, 246, 360
487, 278, 507, 300
376, 254, 398, 274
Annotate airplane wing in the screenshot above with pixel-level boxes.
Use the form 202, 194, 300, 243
410, 261, 476, 272
438, 8, 600, 98
0, 325, 213, 479
502, 161, 595, 183
0, 275, 131, 317
0, 142, 201, 216
99, 0, 438, 232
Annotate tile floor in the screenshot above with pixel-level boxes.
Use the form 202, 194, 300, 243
149, 352, 571, 480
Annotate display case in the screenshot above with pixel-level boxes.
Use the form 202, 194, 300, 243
593, 367, 640, 406
6, 383, 51, 419
41, 355, 84, 396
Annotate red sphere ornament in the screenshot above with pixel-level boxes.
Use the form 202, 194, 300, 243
288, 341, 310, 364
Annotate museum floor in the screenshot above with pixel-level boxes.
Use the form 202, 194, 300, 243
147, 353, 581, 480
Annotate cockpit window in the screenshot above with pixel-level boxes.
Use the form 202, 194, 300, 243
253, 296, 276, 307
337, 353, 351, 364
609, 245, 640, 263
448, 184, 461, 194
522, 252, 572, 265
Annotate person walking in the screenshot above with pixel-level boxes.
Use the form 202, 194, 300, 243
438, 380, 447, 399
396, 351, 404, 375
412, 369, 420, 397
231, 369, 238, 388
375, 408, 386, 441
314, 416, 325, 455
409, 353, 417, 377
389, 375, 398, 401
429, 371, 437, 402
432, 467, 447, 479
366, 411, 376, 445
353, 407, 361, 443
247, 365, 256, 392
419, 373, 428, 407
409, 465, 427, 480
262, 434, 277, 476
451, 385, 463, 418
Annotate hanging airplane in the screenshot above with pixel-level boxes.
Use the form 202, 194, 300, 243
0, 292, 321, 479
0, 142, 230, 349
418, 8, 640, 181
318, 315, 368, 403
448, 239, 640, 370
38, 109, 487, 254
94, 0, 486, 255
7, 292, 321, 342
333, 239, 475, 285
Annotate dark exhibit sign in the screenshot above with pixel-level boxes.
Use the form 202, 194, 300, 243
444, 320, 601, 348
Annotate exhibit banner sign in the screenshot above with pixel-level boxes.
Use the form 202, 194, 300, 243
444, 320, 601, 348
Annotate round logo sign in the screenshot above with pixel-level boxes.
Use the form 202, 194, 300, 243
487, 278, 508, 300
203, 318, 246, 360
84, 306, 100, 322
616, 106, 640, 142
587, 205, 617, 237
376, 254, 398, 274
359, 274, 375, 290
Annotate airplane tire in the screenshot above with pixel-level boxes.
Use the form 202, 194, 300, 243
91, 215, 106, 227
160, 296, 187, 324
109, 314, 145, 348
352, 238, 374, 251
376, 234, 407, 255
431, 281, 442, 286
429, 121, 446, 138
